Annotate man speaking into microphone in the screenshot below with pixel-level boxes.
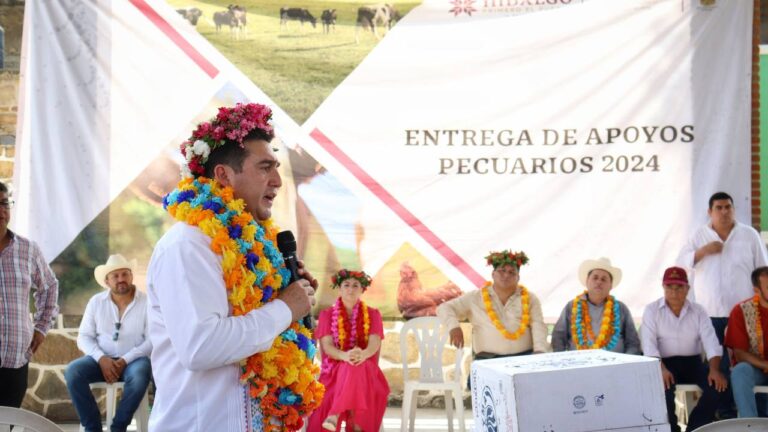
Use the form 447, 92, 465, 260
147, 103, 323, 432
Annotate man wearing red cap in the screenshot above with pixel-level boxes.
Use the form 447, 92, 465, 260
725, 266, 768, 418
641, 266, 726, 431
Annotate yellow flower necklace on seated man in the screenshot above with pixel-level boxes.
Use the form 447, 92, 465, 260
570, 291, 621, 350
480, 281, 530, 340
753, 295, 765, 358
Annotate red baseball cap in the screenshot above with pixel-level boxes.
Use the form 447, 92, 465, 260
663, 266, 689, 286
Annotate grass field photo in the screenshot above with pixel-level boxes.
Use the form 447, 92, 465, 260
167, 0, 421, 124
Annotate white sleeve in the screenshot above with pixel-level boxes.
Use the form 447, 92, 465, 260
77, 298, 106, 362
752, 228, 768, 268
149, 237, 293, 371
698, 305, 722, 360
639, 303, 660, 358
677, 231, 698, 270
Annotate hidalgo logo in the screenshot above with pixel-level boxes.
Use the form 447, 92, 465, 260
450, 0, 478, 16
573, 395, 586, 409
481, 386, 499, 432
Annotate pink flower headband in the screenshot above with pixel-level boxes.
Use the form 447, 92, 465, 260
180, 103, 274, 178
331, 269, 372, 291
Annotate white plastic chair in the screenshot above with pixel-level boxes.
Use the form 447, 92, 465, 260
400, 317, 466, 432
694, 418, 768, 431
78, 382, 149, 432
0, 406, 64, 432
674, 383, 701, 425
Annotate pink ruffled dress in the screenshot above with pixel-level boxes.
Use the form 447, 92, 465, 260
307, 305, 390, 432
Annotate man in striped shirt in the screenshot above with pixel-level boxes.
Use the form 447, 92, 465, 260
0, 181, 59, 407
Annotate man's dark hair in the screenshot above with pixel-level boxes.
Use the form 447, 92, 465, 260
708, 192, 733, 209
0, 181, 7, 194
202, 128, 273, 178
752, 267, 768, 288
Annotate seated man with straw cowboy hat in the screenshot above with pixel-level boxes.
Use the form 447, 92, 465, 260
437, 250, 549, 361
551, 257, 641, 354
65, 254, 152, 432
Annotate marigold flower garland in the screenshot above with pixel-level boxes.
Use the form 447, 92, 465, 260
331, 297, 371, 351
753, 295, 765, 358
163, 177, 324, 431
480, 281, 530, 340
570, 291, 621, 350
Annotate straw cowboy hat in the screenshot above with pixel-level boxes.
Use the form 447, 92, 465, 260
94, 254, 137, 288
578, 257, 622, 287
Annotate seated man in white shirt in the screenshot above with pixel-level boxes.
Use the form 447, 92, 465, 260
437, 250, 549, 360
641, 266, 727, 432
65, 254, 152, 432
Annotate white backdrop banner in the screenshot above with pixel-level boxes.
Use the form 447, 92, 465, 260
302, 0, 753, 316
13, 0, 753, 317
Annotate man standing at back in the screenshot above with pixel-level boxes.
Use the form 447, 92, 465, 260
0, 181, 59, 408
678, 191, 768, 416
147, 103, 322, 431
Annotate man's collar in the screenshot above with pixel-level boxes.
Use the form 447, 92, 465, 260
659, 297, 688, 311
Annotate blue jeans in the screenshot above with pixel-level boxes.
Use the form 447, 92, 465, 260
731, 362, 768, 418
65, 356, 151, 432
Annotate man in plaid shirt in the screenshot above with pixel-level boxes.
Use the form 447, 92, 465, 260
0, 181, 59, 407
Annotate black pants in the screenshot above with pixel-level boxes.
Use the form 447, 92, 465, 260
711, 317, 736, 418
662, 355, 720, 432
0, 363, 29, 408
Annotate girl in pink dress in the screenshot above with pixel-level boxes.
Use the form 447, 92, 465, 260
307, 269, 390, 432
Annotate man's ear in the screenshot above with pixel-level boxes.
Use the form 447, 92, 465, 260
212, 164, 233, 187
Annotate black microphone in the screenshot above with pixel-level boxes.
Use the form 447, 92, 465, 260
276, 230, 314, 329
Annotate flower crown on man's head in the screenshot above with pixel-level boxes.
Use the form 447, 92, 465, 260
180, 103, 274, 178
485, 250, 529, 269
331, 269, 373, 291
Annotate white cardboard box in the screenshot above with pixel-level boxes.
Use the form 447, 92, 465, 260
470, 350, 668, 432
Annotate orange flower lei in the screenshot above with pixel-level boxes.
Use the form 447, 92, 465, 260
754, 295, 765, 358
333, 299, 371, 350
480, 281, 530, 340
570, 291, 619, 350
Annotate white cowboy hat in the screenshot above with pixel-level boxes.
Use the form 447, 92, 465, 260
578, 257, 622, 287
94, 254, 137, 288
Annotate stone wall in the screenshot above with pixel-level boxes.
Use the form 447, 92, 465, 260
25, 317, 471, 422
0, 71, 16, 185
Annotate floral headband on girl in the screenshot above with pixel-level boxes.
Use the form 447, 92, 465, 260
180, 103, 274, 178
331, 269, 373, 291
485, 250, 529, 269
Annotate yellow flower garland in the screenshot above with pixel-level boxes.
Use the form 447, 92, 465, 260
570, 291, 617, 350
754, 295, 765, 358
480, 281, 530, 340
334, 299, 371, 350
